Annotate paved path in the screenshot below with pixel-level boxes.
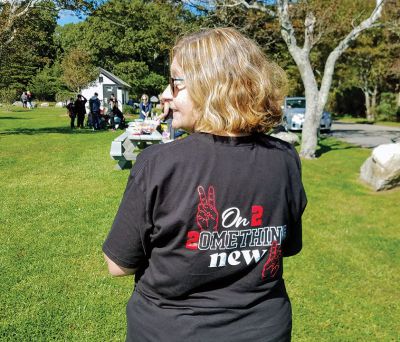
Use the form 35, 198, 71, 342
330, 122, 400, 148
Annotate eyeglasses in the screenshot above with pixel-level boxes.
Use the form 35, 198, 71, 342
169, 77, 185, 94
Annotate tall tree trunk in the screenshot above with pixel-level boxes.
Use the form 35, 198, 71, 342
370, 84, 378, 121
297, 59, 320, 159
396, 84, 400, 122
364, 89, 372, 120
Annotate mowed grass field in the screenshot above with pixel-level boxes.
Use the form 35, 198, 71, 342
1, 107, 399, 341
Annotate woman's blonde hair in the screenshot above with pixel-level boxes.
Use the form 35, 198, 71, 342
172, 27, 287, 134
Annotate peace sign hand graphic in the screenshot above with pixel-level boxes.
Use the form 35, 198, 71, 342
196, 185, 219, 231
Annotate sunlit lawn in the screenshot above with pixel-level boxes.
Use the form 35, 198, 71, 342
1, 107, 399, 341
335, 116, 400, 128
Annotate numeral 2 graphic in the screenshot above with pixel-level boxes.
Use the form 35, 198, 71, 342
186, 231, 200, 250
251, 205, 263, 227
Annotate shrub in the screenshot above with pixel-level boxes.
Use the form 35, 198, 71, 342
56, 91, 76, 104
376, 92, 397, 121
123, 104, 135, 115
0, 88, 17, 104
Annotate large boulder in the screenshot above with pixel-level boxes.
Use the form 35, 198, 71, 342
360, 143, 400, 191
271, 131, 300, 145
55, 102, 65, 108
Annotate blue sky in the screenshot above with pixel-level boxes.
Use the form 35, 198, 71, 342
57, 10, 86, 26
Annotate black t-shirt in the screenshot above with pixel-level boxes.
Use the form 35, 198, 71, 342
103, 133, 307, 342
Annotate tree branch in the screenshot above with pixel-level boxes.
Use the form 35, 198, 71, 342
276, 0, 297, 48
303, 11, 316, 52
217, 0, 276, 17
319, 0, 385, 107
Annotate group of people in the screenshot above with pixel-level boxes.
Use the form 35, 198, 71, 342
66, 92, 125, 130
139, 93, 185, 139
20, 91, 33, 109
66, 94, 87, 129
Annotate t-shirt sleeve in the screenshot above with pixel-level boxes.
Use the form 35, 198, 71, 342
102, 170, 152, 269
282, 146, 307, 257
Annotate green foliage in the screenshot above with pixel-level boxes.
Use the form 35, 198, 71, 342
0, 88, 17, 104
28, 64, 65, 101
112, 61, 165, 98
1, 108, 399, 340
55, 0, 200, 97
123, 104, 135, 115
0, 1, 58, 91
55, 90, 76, 103
376, 92, 397, 121
61, 47, 97, 92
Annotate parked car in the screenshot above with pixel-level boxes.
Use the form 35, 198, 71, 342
283, 97, 332, 132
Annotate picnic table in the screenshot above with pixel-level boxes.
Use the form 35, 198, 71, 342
110, 121, 164, 170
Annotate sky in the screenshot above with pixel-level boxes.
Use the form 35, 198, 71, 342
57, 10, 86, 26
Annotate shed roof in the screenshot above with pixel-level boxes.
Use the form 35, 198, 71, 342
99, 68, 131, 88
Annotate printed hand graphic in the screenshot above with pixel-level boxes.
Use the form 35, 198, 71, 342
196, 185, 219, 231
262, 240, 281, 279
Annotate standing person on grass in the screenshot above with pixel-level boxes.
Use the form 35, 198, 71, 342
103, 27, 307, 342
75, 94, 87, 129
66, 98, 75, 129
89, 92, 101, 130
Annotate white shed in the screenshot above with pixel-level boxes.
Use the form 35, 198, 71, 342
81, 68, 131, 111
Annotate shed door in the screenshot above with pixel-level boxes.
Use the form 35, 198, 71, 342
103, 85, 118, 105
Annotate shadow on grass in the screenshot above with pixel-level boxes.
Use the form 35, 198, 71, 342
0, 127, 101, 135
315, 137, 361, 157
0, 116, 31, 120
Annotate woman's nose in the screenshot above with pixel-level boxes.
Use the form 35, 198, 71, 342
161, 85, 172, 103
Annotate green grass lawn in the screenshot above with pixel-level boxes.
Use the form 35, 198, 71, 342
1, 108, 399, 341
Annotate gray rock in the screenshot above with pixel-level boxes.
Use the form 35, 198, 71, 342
13, 101, 23, 107
271, 131, 300, 145
360, 143, 400, 191
55, 102, 65, 108
40, 102, 49, 107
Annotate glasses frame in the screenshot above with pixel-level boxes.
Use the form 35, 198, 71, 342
169, 77, 185, 95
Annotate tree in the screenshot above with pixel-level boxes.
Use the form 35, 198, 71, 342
55, 0, 201, 97
186, 0, 385, 158
337, 32, 389, 121
334, 0, 399, 121
0, 1, 58, 92
61, 47, 97, 93
29, 63, 64, 100
0, 0, 97, 51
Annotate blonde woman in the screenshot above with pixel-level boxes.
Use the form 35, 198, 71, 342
139, 94, 152, 120
103, 28, 307, 342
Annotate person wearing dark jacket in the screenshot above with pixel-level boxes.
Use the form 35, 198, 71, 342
89, 93, 101, 130
74, 94, 87, 129
66, 98, 76, 129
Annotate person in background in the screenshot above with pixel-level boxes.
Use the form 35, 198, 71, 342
103, 28, 307, 342
89, 92, 101, 130
156, 99, 174, 139
107, 93, 117, 129
110, 93, 117, 107
74, 94, 87, 129
21, 92, 28, 108
27, 91, 33, 109
139, 94, 152, 120
66, 97, 76, 129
